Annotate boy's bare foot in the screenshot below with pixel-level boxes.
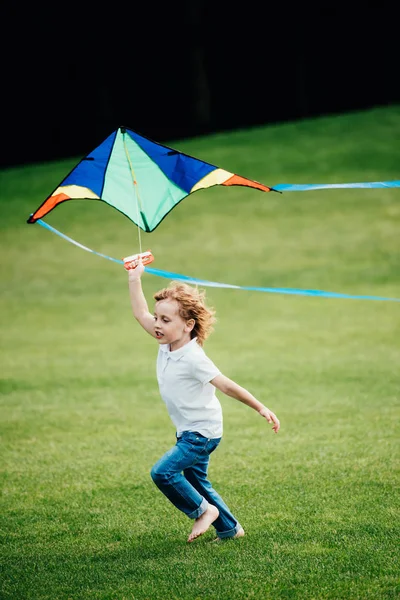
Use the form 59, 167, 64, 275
187, 504, 219, 543
210, 527, 245, 543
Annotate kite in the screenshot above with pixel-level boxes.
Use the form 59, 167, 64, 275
27, 126, 400, 302
27, 126, 273, 232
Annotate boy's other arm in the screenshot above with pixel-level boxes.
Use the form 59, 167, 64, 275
128, 263, 157, 338
211, 374, 280, 433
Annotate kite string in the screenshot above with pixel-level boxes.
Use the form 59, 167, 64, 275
122, 132, 143, 254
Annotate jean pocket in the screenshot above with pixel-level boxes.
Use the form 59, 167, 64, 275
184, 431, 205, 443
180, 431, 209, 452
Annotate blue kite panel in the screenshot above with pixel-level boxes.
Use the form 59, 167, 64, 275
61, 130, 118, 196
126, 128, 216, 193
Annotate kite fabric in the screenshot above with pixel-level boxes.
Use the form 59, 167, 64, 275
36, 219, 400, 303
27, 126, 272, 232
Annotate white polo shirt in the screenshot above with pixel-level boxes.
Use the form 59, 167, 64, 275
156, 337, 223, 439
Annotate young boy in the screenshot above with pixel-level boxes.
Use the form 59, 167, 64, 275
128, 260, 280, 542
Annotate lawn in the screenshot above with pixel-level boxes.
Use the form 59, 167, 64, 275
1, 105, 399, 599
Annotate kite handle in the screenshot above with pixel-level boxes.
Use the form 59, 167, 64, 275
123, 250, 154, 271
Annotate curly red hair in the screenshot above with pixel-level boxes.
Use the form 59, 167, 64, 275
153, 282, 216, 346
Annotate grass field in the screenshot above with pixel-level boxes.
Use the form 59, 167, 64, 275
1, 106, 399, 599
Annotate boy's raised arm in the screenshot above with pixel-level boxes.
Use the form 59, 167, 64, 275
128, 261, 157, 337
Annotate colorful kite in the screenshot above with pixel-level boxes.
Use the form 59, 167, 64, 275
27, 126, 273, 231
27, 127, 400, 302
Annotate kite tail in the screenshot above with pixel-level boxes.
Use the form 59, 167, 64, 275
34, 219, 400, 303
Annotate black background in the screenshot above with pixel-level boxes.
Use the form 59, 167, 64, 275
2, 3, 398, 167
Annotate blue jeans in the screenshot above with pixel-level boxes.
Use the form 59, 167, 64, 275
150, 431, 242, 538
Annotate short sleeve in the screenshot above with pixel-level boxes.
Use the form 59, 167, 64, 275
190, 350, 221, 385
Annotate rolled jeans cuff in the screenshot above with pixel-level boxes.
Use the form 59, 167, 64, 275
188, 497, 208, 519
216, 522, 242, 539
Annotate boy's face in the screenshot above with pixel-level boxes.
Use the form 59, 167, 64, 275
154, 299, 194, 350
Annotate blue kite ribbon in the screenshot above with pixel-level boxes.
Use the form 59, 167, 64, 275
273, 181, 400, 192
35, 219, 400, 302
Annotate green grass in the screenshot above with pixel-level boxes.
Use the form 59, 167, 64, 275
1, 105, 399, 599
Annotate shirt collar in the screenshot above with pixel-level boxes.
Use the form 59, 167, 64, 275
159, 337, 198, 361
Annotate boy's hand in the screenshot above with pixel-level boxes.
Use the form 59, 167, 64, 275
128, 258, 145, 281
259, 407, 280, 433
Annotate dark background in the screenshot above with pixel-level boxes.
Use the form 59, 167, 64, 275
1, 3, 398, 168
